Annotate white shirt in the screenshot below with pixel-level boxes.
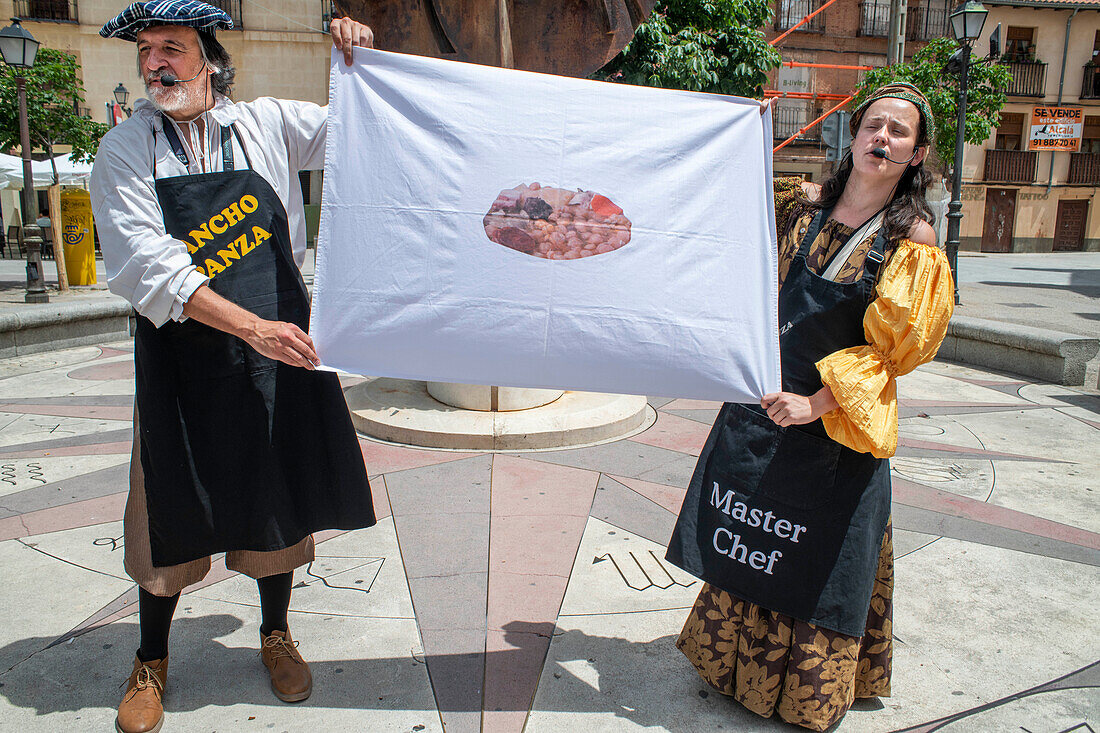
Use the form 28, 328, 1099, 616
90, 95, 326, 327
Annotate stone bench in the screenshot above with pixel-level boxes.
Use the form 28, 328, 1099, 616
937, 315, 1099, 386
0, 300, 134, 358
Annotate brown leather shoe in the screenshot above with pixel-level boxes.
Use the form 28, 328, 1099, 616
116, 654, 167, 733
260, 629, 312, 702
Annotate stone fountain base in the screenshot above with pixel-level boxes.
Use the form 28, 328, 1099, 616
346, 379, 653, 451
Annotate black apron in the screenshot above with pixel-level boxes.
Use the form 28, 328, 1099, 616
135, 115, 376, 567
666, 210, 891, 636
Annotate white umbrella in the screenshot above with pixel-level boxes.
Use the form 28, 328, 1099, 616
50, 153, 93, 185
0, 152, 91, 189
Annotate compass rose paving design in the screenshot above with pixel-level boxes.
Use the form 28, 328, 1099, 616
0, 343, 1096, 732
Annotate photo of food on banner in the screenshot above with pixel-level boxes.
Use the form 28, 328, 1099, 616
483, 182, 631, 259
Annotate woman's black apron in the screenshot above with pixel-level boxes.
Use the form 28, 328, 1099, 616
135, 115, 375, 567
666, 210, 891, 636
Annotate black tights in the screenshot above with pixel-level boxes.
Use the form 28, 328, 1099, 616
136, 571, 294, 662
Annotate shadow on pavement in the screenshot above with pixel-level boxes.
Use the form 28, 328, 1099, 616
0, 616, 768, 730
978, 279, 1100, 299
500, 621, 769, 729
0, 615, 431, 716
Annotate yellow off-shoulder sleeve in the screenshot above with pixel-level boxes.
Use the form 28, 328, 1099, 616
815, 240, 955, 458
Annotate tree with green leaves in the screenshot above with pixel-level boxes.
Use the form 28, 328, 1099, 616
854, 37, 1011, 174
0, 47, 109, 176
592, 0, 781, 98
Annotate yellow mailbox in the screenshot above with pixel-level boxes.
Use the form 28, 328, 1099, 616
60, 189, 97, 286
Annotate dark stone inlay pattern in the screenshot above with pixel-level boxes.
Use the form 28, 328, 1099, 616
892, 504, 1100, 567
0, 464, 128, 519
664, 408, 721, 425
384, 455, 492, 731
590, 475, 677, 546
0, 428, 133, 457
0, 395, 135, 407
530, 441, 699, 488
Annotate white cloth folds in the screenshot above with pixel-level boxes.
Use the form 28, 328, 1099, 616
310, 48, 781, 403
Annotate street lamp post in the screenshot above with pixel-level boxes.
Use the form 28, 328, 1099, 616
944, 0, 988, 306
0, 18, 45, 303
113, 82, 131, 117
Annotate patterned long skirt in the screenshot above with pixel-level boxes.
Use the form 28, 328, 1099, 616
675, 521, 893, 731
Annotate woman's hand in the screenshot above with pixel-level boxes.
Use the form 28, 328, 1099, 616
759, 96, 779, 115
329, 17, 374, 66
761, 386, 838, 427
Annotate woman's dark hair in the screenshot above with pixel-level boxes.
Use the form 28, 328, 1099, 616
198, 31, 235, 98
800, 102, 934, 243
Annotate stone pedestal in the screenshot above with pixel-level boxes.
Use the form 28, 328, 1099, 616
348, 379, 652, 451
426, 382, 564, 411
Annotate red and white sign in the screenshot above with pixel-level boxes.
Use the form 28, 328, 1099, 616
1029, 106, 1083, 151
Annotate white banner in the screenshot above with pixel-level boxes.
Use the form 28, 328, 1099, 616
311, 49, 781, 403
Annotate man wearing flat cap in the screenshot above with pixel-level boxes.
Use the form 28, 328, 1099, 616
91, 3, 377, 731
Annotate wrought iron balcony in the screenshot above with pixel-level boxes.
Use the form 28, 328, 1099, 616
908, 0, 949, 41
858, 1, 890, 37
206, 0, 242, 29
984, 149, 1037, 183
857, 1, 949, 41
13, 0, 77, 22
1082, 64, 1100, 100
776, 0, 825, 32
773, 104, 821, 142
1068, 152, 1100, 185
1001, 60, 1046, 97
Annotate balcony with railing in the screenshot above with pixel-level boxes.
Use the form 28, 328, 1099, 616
858, 1, 890, 37
1082, 64, 1100, 100
857, 0, 948, 41
13, 0, 77, 22
776, 0, 825, 32
908, 0, 949, 41
1068, 152, 1100, 185
984, 149, 1037, 183
206, 0, 242, 28
773, 104, 821, 143
1001, 60, 1046, 97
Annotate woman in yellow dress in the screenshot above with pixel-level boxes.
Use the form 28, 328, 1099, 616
666, 82, 955, 730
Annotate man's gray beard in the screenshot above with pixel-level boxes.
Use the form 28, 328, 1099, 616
144, 80, 206, 115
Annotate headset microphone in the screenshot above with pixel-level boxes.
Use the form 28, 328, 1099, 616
870, 147, 917, 165
158, 67, 207, 87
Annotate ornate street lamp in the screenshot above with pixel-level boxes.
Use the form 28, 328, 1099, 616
0, 18, 47, 303
950, 0, 988, 42
943, 0, 988, 305
113, 81, 132, 117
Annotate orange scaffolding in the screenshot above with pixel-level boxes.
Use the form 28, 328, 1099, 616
772, 95, 854, 152
766, 5, 877, 152
769, 0, 840, 46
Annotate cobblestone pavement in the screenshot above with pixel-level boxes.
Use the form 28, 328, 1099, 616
0, 340, 1096, 732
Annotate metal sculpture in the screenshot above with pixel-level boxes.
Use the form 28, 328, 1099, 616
335, 0, 657, 76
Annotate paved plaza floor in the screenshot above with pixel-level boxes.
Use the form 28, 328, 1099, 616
0, 336, 1096, 732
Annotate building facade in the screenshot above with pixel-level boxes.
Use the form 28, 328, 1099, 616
764, 0, 951, 180
7, 0, 336, 120
958, 0, 1100, 252
2, 0, 334, 236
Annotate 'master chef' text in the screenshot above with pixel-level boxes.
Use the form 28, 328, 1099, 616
709, 482, 807, 575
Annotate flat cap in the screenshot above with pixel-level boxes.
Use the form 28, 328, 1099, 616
100, 0, 233, 41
